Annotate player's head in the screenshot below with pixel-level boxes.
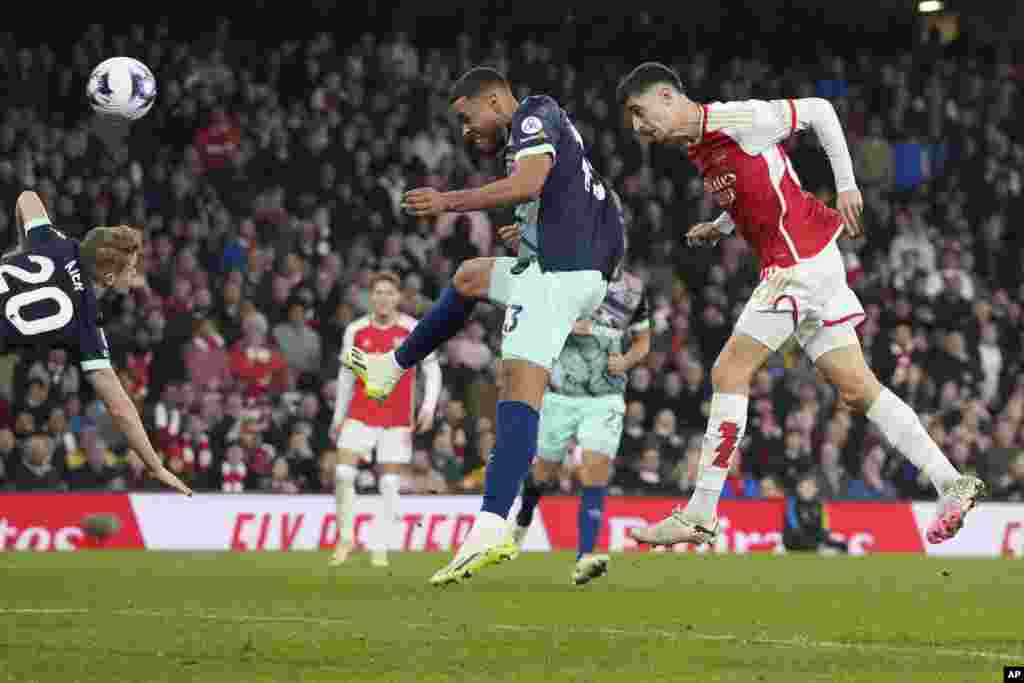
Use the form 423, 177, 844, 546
369, 270, 401, 320
80, 225, 142, 295
616, 62, 687, 145
449, 66, 514, 156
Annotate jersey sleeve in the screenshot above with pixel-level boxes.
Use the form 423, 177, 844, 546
77, 317, 112, 372
705, 99, 794, 155
629, 291, 652, 333
507, 96, 562, 163
23, 218, 69, 246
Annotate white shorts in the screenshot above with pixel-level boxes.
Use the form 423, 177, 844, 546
488, 257, 608, 371
735, 240, 865, 363
337, 419, 413, 465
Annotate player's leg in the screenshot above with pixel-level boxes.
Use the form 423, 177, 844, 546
510, 458, 562, 557
512, 392, 576, 548
572, 450, 612, 585
371, 428, 412, 567
331, 421, 373, 566
431, 264, 607, 585
344, 258, 511, 399
569, 393, 622, 584
810, 327, 984, 543
631, 313, 786, 546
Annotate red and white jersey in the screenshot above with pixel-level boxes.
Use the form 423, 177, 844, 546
343, 314, 418, 428
688, 99, 853, 272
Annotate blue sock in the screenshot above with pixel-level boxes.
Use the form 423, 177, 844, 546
516, 473, 546, 528
577, 486, 607, 559
394, 285, 477, 369
481, 401, 539, 518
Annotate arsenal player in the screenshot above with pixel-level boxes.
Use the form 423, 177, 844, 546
616, 62, 983, 548
328, 271, 441, 567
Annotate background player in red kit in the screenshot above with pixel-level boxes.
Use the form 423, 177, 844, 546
328, 271, 441, 567
616, 63, 984, 549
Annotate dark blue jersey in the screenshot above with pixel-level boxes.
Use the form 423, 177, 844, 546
505, 95, 624, 278
0, 220, 111, 371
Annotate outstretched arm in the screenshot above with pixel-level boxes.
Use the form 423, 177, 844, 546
792, 99, 863, 235
88, 368, 192, 496
403, 155, 553, 216
791, 98, 857, 194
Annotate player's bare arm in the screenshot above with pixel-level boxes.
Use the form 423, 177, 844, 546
606, 327, 651, 376
15, 190, 51, 231
88, 367, 192, 496
402, 154, 553, 217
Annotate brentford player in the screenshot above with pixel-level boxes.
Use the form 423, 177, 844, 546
616, 62, 983, 548
328, 271, 441, 568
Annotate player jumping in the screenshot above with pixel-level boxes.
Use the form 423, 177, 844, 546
343, 67, 624, 585
616, 63, 983, 548
328, 271, 441, 568
507, 209, 650, 585
9, 191, 191, 497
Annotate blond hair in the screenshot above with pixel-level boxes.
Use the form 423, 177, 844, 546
370, 270, 401, 291
80, 226, 142, 283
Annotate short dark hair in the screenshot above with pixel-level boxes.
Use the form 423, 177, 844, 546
616, 62, 684, 105
449, 66, 509, 103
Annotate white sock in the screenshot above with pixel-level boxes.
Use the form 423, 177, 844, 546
456, 511, 508, 559
334, 464, 358, 544
686, 393, 749, 521
374, 474, 402, 553
866, 388, 960, 494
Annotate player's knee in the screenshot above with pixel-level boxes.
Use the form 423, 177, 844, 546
835, 370, 882, 414
710, 360, 749, 394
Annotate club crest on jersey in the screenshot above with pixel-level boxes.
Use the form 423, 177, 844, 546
521, 116, 543, 135
704, 172, 737, 208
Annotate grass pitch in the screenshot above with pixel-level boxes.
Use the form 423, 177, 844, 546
1, 551, 1022, 682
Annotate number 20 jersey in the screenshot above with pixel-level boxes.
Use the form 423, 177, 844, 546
0, 222, 111, 371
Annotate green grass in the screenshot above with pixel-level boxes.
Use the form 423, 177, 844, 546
1, 551, 1022, 682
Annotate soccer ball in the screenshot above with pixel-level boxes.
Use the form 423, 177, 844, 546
87, 57, 157, 121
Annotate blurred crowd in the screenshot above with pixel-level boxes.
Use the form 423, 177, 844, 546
1, 21, 1023, 503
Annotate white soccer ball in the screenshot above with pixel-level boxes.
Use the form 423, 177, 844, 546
87, 57, 157, 121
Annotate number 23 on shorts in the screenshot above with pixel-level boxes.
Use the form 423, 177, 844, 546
503, 304, 523, 335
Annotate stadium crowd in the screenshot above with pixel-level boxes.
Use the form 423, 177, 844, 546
1, 21, 1023, 504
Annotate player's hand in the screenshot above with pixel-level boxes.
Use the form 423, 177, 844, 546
685, 222, 723, 247
153, 466, 193, 496
497, 223, 521, 250
416, 410, 435, 434
572, 319, 594, 336
402, 187, 449, 217
607, 353, 628, 376
837, 190, 864, 239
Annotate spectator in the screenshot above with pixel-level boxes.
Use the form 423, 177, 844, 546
782, 474, 848, 554
230, 312, 289, 399
847, 446, 898, 500
272, 298, 323, 378
12, 434, 64, 491
267, 456, 302, 494
68, 439, 125, 491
